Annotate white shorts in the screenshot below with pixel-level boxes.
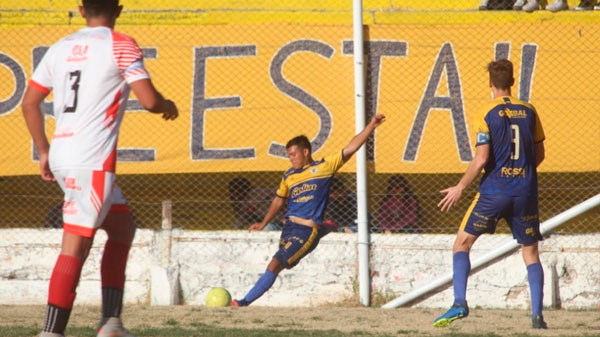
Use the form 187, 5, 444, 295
53, 169, 129, 238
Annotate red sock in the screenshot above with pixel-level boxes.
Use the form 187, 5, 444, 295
101, 240, 131, 289
48, 254, 83, 309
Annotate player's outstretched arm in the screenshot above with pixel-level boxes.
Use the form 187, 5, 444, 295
341, 114, 385, 161
438, 144, 489, 212
129, 79, 178, 120
21, 86, 55, 181
249, 196, 286, 232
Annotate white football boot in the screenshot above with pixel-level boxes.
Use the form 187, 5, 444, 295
97, 317, 136, 337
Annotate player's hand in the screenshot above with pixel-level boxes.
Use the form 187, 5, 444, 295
438, 185, 463, 212
369, 114, 386, 128
161, 100, 178, 121
39, 152, 55, 182
248, 222, 265, 232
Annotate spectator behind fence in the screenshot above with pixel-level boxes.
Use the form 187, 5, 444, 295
478, 0, 514, 10
323, 176, 358, 233
228, 177, 282, 231
514, 0, 598, 11
376, 175, 420, 234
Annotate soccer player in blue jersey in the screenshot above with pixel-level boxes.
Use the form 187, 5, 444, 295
432, 59, 547, 329
231, 114, 386, 307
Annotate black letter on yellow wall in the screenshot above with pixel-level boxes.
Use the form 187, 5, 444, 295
192, 46, 257, 160
0, 53, 25, 116
403, 43, 472, 162
342, 40, 407, 161
268, 40, 334, 158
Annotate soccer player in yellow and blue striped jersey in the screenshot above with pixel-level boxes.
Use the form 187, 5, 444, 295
433, 59, 547, 329
231, 114, 385, 306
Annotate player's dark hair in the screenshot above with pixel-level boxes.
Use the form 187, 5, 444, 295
82, 0, 120, 17
487, 59, 514, 90
286, 135, 312, 153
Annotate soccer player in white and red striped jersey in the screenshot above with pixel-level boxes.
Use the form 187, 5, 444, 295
21, 1, 178, 336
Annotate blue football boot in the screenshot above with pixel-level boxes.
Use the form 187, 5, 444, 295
433, 301, 469, 328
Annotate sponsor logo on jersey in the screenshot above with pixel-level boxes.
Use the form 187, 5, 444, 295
499, 108, 527, 118
473, 222, 488, 232
521, 214, 538, 222
293, 195, 314, 203
501, 167, 526, 178
291, 183, 318, 197
64, 177, 82, 190
62, 201, 78, 215
67, 44, 89, 62
525, 227, 537, 236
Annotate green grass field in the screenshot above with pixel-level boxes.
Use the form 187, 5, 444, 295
1, 305, 599, 337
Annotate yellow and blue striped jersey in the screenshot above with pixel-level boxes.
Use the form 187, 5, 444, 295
474, 96, 545, 196
276, 151, 346, 224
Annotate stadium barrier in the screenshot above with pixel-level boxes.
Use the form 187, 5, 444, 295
1, 0, 598, 307
1, 228, 598, 308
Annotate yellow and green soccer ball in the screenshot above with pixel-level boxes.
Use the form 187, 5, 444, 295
205, 287, 231, 307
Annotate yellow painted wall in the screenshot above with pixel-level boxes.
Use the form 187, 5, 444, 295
1, 23, 598, 175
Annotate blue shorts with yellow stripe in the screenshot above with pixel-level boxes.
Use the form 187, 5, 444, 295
461, 193, 543, 244
274, 220, 328, 269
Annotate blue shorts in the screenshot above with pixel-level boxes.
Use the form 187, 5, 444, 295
460, 193, 543, 244
273, 220, 329, 269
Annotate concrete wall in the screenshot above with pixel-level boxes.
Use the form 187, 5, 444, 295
1, 228, 598, 309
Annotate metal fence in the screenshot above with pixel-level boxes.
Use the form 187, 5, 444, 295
1, 0, 598, 251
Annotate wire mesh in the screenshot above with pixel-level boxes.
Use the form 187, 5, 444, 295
0, 0, 598, 255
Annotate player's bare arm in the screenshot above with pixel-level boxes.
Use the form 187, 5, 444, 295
341, 114, 385, 160
438, 144, 490, 212
21, 86, 55, 182
129, 79, 178, 120
535, 142, 545, 168
249, 196, 285, 231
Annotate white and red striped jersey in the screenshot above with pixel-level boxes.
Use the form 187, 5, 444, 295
29, 26, 149, 172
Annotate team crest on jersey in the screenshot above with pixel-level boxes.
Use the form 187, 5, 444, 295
311, 167, 318, 174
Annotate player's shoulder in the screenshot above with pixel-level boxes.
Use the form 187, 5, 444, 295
282, 167, 296, 179
111, 29, 139, 45
480, 97, 506, 114
508, 96, 537, 111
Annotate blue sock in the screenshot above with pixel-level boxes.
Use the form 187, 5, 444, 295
527, 262, 544, 319
452, 251, 470, 306
240, 270, 277, 306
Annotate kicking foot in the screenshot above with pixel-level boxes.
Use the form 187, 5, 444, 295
231, 299, 249, 307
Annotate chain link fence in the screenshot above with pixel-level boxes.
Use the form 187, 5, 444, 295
1, 0, 598, 264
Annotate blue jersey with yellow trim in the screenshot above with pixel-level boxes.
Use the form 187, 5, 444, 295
276, 151, 346, 224
474, 96, 545, 196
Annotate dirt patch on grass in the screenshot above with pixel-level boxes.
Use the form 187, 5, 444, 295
2, 304, 599, 336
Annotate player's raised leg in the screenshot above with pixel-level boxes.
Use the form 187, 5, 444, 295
232, 258, 283, 307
